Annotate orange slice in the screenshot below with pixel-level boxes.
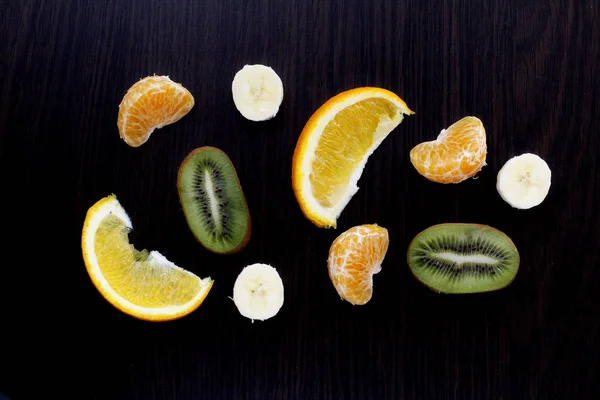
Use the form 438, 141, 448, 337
81, 195, 213, 321
292, 87, 414, 228
409, 116, 487, 183
117, 75, 194, 147
327, 224, 389, 305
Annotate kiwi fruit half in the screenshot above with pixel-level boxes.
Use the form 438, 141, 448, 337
407, 223, 519, 294
177, 146, 251, 254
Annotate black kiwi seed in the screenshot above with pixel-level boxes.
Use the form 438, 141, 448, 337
407, 223, 519, 294
177, 146, 251, 254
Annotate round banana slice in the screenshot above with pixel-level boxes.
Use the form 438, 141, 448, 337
231, 64, 284, 121
233, 263, 284, 322
496, 153, 552, 209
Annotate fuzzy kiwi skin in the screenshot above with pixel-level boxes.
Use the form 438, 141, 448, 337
177, 146, 251, 255
406, 223, 520, 294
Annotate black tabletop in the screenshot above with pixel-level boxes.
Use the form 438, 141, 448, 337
1, 1, 599, 399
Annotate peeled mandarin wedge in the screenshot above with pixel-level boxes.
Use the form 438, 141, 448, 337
292, 87, 413, 228
409, 116, 487, 184
117, 75, 194, 147
81, 195, 213, 321
327, 224, 389, 305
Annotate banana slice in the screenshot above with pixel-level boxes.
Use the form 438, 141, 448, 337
496, 153, 551, 209
231, 64, 284, 121
233, 263, 284, 322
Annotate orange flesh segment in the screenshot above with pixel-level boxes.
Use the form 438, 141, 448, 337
94, 215, 201, 307
310, 98, 399, 207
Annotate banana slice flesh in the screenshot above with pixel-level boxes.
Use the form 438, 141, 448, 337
231, 64, 284, 121
233, 263, 284, 321
496, 153, 551, 209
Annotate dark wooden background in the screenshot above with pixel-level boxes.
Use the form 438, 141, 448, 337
1, 0, 599, 399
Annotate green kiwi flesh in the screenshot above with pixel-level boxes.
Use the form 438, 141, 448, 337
177, 146, 251, 254
407, 223, 519, 294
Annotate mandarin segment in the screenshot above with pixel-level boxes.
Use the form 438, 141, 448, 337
409, 116, 486, 184
117, 75, 194, 147
327, 224, 389, 305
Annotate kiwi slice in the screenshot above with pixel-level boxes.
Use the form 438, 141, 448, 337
407, 223, 519, 294
177, 146, 251, 254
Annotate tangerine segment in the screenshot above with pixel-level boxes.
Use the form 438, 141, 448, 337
81, 195, 213, 321
327, 224, 389, 305
409, 116, 486, 184
292, 87, 414, 228
117, 75, 194, 147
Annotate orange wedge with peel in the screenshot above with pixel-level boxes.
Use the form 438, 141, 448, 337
292, 87, 413, 228
81, 194, 213, 321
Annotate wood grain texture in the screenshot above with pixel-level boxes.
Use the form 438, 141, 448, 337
1, 0, 599, 399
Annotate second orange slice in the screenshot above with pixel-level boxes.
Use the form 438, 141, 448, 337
292, 87, 414, 228
81, 195, 213, 321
